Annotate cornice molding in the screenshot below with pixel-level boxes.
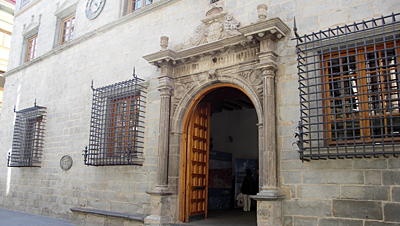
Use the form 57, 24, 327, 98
4, 0, 182, 78
15, 0, 41, 17
143, 17, 290, 68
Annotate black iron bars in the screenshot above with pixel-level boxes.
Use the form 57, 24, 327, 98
293, 13, 400, 161
84, 69, 146, 166
8, 101, 47, 167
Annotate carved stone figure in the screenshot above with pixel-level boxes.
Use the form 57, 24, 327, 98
174, 4, 241, 51
224, 14, 240, 36
206, 19, 223, 42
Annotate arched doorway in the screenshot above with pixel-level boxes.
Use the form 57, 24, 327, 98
179, 84, 259, 224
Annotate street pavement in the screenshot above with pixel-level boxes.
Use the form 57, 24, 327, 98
0, 207, 75, 226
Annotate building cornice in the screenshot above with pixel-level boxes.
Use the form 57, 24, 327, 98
4, 0, 182, 78
15, 0, 41, 17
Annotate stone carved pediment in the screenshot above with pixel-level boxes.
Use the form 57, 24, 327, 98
175, 3, 241, 51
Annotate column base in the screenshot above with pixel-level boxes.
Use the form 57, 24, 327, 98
144, 215, 172, 226
250, 192, 285, 226
251, 191, 285, 226
256, 187, 284, 198
144, 186, 173, 225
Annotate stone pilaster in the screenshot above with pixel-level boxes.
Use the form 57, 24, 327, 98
247, 5, 289, 225
145, 61, 174, 225
256, 34, 282, 197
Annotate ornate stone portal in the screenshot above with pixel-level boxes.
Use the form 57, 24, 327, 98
143, 2, 289, 225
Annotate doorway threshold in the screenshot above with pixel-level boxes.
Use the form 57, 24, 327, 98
177, 208, 257, 226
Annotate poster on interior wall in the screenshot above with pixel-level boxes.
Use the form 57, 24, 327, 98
234, 158, 258, 208
208, 150, 232, 211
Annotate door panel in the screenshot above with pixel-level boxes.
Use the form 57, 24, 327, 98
185, 102, 211, 222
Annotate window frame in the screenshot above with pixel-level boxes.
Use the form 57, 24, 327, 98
106, 94, 140, 158
25, 34, 37, 62
127, 0, 153, 13
59, 14, 75, 45
321, 41, 400, 145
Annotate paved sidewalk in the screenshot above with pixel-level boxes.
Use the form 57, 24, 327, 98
0, 207, 75, 226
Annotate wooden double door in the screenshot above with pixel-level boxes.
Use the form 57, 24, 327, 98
181, 102, 211, 222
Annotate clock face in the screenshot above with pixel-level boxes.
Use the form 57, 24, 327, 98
85, 0, 106, 20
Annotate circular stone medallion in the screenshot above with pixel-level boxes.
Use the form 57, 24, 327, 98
60, 155, 73, 171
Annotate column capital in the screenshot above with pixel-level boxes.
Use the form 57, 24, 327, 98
157, 75, 174, 95
257, 50, 278, 72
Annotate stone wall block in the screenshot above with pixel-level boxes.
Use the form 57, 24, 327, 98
319, 218, 363, 226
333, 200, 382, 220
365, 170, 382, 185
319, 9, 348, 29
383, 171, 400, 185
327, 171, 364, 184
365, 221, 400, 226
293, 216, 317, 226
392, 187, 400, 202
308, 160, 352, 170
388, 158, 400, 169
283, 199, 331, 217
281, 160, 308, 171
282, 171, 301, 184
341, 186, 389, 201
354, 159, 387, 169
384, 202, 400, 222
349, 2, 374, 22
297, 185, 340, 199
303, 171, 325, 184
281, 150, 298, 160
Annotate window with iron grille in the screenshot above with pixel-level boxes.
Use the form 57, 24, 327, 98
8, 104, 46, 167
294, 13, 400, 161
83, 75, 146, 166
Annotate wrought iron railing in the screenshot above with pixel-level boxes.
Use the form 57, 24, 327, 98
8, 102, 46, 167
293, 13, 400, 161
83, 70, 146, 166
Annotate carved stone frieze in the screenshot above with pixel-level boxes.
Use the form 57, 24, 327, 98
173, 47, 259, 78
175, 4, 241, 51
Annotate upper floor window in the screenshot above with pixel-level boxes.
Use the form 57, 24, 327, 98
25, 34, 37, 62
8, 104, 46, 167
128, 0, 152, 13
83, 73, 147, 166
0, 30, 11, 49
294, 13, 400, 161
60, 14, 75, 45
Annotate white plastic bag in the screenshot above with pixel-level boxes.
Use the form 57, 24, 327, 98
236, 193, 244, 207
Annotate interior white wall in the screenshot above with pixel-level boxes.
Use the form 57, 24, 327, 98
210, 107, 258, 174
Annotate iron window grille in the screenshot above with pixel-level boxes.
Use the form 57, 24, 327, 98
8, 103, 46, 167
83, 73, 146, 166
293, 13, 400, 161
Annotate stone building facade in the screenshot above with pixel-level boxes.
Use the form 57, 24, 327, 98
0, 0, 399, 226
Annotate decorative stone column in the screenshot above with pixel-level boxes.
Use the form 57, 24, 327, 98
251, 36, 285, 226
144, 37, 173, 226
239, 4, 289, 226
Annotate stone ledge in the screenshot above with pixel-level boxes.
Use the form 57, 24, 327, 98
70, 207, 147, 222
